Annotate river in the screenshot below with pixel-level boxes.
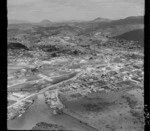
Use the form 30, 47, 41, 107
7, 93, 98, 131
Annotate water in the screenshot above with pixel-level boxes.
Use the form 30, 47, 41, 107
7, 93, 98, 131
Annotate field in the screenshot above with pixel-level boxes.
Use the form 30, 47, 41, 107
60, 87, 144, 131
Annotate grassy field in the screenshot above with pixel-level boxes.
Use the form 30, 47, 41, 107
59, 86, 144, 131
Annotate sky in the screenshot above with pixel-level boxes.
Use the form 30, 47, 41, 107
8, 0, 144, 22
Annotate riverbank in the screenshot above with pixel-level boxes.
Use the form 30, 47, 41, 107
7, 93, 100, 131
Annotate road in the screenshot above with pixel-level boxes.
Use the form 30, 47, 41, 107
38, 74, 53, 81
8, 70, 84, 109
8, 79, 43, 88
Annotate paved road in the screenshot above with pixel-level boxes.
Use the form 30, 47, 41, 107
8, 70, 83, 109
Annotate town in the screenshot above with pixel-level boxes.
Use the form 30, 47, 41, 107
7, 7, 144, 130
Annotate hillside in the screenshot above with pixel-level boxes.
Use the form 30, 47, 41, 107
114, 29, 144, 43
7, 16, 144, 50
8, 16, 144, 37
8, 42, 29, 50
79, 16, 144, 36
91, 17, 111, 22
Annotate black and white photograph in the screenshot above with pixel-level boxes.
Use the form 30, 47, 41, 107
7, 0, 145, 130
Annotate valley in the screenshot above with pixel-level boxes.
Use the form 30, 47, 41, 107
7, 16, 144, 131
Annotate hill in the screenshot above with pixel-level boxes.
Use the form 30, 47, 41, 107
114, 29, 144, 42
7, 16, 144, 48
8, 42, 29, 50
91, 17, 111, 22
79, 16, 144, 36
39, 20, 52, 24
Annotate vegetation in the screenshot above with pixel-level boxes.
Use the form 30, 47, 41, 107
32, 122, 65, 130
8, 42, 28, 50
114, 29, 144, 43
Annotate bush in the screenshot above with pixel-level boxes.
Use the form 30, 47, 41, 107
73, 50, 78, 55
51, 53, 57, 57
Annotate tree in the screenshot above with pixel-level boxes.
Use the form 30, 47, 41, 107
89, 56, 93, 60
73, 50, 78, 55
51, 53, 57, 57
